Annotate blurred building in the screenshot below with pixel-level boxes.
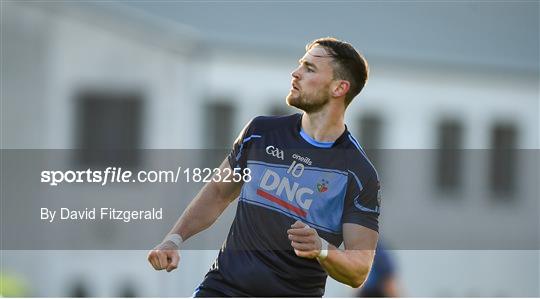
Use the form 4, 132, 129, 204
1, 1, 538, 297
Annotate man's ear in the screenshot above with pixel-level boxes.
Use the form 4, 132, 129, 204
331, 80, 350, 98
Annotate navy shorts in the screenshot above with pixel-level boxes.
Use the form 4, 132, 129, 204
193, 270, 251, 297
192, 286, 229, 297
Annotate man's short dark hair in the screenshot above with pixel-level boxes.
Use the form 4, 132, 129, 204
306, 37, 369, 106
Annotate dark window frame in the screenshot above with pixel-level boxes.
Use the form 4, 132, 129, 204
435, 120, 464, 193
489, 123, 518, 197
74, 89, 144, 169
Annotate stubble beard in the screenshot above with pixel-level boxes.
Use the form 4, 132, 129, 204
286, 89, 329, 114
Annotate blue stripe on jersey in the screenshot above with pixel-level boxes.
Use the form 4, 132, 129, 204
240, 197, 341, 234
235, 135, 262, 161
348, 134, 363, 151
348, 133, 379, 179
353, 199, 380, 213
242, 161, 347, 233
348, 169, 363, 191
348, 167, 380, 213
300, 128, 334, 148
248, 160, 348, 176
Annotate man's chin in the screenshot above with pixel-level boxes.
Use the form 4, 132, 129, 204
286, 99, 302, 110
286, 94, 323, 113
287, 102, 309, 113
285, 94, 297, 106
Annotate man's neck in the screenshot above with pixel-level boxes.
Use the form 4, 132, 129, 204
301, 108, 345, 143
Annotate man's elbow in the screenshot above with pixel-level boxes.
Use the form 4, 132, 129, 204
347, 266, 370, 288
346, 248, 377, 288
348, 275, 367, 289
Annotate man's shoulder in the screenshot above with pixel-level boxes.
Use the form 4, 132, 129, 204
342, 133, 379, 181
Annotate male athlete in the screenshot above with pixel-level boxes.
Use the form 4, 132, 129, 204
148, 37, 381, 297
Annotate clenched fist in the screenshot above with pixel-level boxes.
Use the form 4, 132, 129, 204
147, 240, 180, 272
287, 220, 323, 259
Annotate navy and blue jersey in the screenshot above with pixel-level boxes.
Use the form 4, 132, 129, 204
196, 113, 381, 297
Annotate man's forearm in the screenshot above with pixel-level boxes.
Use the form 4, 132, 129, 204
167, 182, 230, 240
317, 246, 374, 288
287, 222, 377, 288
166, 160, 242, 241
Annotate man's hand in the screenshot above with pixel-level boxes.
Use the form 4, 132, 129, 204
287, 220, 322, 259
147, 240, 180, 272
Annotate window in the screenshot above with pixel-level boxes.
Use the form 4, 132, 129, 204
203, 101, 235, 166
69, 280, 89, 297
436, 120, 463, 192
358, 114, 383, 168
117, 282, 137, 297
75, 90, 143, 168
204, 102, 235, 149
490, 123, 518, 196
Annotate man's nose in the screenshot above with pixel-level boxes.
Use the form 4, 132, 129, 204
291, 67, 301, 79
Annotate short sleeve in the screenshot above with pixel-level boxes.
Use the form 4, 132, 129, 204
227, 118, 258, 170
341, 170, 381, 232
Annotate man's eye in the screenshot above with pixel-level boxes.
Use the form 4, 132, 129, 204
306, 68, 314, 72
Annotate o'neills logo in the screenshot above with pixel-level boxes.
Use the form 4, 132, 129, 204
292, 153, 312, 166
266, 145, 284, 160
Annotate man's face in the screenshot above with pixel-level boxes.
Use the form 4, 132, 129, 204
286, 46, 336, 113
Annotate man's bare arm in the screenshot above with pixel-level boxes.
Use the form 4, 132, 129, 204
148, 158, 242, 272
317, 223, 378, 287
168, 159, 243, 240
288, 222, 378, 288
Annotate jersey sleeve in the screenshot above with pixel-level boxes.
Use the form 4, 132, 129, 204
227, 118, 258, 170
341, 169, 381, 232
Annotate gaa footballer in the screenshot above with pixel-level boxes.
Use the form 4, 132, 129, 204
147, 37, 381, 297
